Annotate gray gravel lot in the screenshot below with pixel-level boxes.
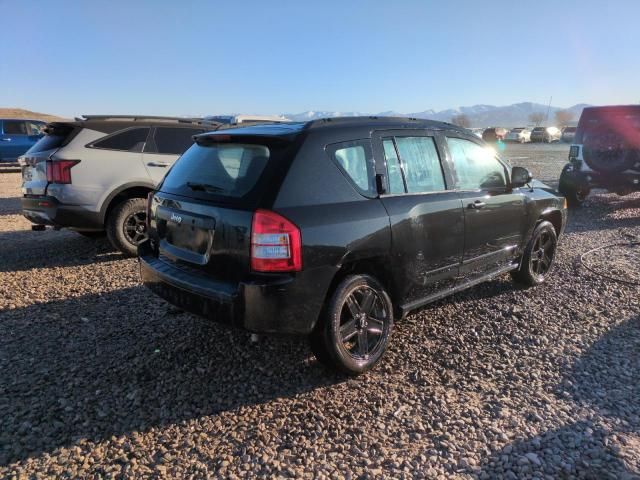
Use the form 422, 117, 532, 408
1, 143, 639, 479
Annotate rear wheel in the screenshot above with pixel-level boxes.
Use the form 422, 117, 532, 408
511, 221, 558, 287
106, 198, 147, 256
559, 165, 590, 208
310, 274, 393, 376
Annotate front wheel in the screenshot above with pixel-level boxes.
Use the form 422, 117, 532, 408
310, 275, 393, 376
106, 198, 148, 256
511, 221, 558, 287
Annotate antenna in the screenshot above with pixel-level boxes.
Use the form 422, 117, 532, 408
544, 96, 553, 126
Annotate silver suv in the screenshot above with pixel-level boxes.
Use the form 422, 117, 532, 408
20, 115, 219, 255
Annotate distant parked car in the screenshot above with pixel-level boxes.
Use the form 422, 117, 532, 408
469, 128, 484, 138
20, 115, 219, 255
482, 127, 508, 142
561, 126, 577, 143
530, 126, 561, 143
505, 127, 532, 143
559, 105, 640, 207
0, 119, 46, 162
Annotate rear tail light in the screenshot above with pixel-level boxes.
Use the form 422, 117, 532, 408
251, 209, 302, 272
46, 160, 80, 184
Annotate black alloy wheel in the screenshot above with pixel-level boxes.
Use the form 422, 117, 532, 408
106, 197, 148, 256
529, 229, 555, 278
310, 274, 393, 375
511, 220, 558, 286
123, 210, 147, 246
338, 285, 387, 361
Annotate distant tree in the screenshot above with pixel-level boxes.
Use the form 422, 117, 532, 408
451, 114, 471, 128
528, 112, 545, 125
554, 109, 574, 126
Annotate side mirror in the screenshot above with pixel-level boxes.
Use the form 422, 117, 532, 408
511, 166, 533, 188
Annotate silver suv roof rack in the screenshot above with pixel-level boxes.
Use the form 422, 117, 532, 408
76, 115, 220, 126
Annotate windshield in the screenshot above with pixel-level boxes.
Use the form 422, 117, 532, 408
161, 143, 270, 199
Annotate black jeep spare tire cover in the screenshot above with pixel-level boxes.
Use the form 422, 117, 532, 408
582, 129, 637, 173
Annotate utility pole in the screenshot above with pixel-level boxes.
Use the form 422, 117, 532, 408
544, 96, 552, 126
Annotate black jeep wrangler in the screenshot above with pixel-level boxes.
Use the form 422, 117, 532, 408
559, 105, 640, 206
139, 117, 567, 375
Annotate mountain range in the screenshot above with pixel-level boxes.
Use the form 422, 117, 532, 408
283, 102, 591, 127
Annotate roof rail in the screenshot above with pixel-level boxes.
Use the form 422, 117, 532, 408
303, 115, 446, 129
76, 115, 221, 126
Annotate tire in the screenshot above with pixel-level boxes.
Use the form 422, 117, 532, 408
511, 221, 558, 287
310, 274, 394, 376
106, 198, 148, 256
558, 165, 590, 208
76, 230, 105, 239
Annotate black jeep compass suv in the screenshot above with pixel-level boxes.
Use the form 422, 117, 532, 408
139, 117, 567, 375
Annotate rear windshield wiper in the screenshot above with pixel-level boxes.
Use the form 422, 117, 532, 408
186, 182, 226, 193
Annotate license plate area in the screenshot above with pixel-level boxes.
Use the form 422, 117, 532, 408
156, 206, 216, 264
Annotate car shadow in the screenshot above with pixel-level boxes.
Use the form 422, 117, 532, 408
0, 286, 341, 465
0, 197, 22, 216
564, 193, 640, 235
0, 229, 121, 272
474, 315, 640, 478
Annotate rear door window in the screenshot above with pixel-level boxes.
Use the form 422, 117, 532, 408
382, 139, 405, 194
146, 127, 203, 155
381, 136, 446, 194
3, 120, 28, 135
91, 127, 150, 152
327, 140, 376, 196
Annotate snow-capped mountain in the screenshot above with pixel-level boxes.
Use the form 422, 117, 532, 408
284, 111, 366, 121
282, 102, 592, 127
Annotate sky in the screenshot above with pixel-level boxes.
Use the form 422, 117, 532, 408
1, 0, 639, 117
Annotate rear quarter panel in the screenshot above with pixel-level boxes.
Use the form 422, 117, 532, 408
273, 135, 391, 329
48, 128, 151, 211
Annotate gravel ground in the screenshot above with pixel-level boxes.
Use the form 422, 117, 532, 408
1, 144, 639, 479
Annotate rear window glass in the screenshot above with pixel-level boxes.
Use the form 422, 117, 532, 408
148, 127, 202, 155
26, 124, 76, 154
27, 135, 67, 154
161, 143, 270, 198
91, 127, 150, 152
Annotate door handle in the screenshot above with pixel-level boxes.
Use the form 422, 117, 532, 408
468, 200, 486, 209
1, 138, 11, 142
147, 162, 170, 167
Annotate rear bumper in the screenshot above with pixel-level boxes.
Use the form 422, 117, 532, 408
561, 165, 640, 191
139, 245, 325, 335
21, 195, 103, 230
